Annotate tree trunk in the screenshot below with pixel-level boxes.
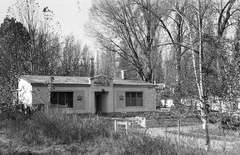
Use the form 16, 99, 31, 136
198, 0, 210, 150
173, 1, 184, 106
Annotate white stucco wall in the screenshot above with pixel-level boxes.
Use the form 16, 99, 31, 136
19, 76, 156, 114
90, 77, 114, 113
18, 79, 32, 107
32, 85, 91, 114
101, 93, 109, 113
114, 86, 156, 112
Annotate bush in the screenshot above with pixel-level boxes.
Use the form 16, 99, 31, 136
208, 111, 221, 124
208, 111, 240, 130
219, 113, 240, 130
0, 103, 24, 121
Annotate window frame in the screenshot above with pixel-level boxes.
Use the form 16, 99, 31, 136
125, 92, 143, 107
50, 92, 74, 108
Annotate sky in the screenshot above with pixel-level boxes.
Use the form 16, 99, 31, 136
0, 0, 92, 42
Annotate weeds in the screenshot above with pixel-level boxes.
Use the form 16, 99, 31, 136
2, 109, 240, 154
4, 109, 112, 145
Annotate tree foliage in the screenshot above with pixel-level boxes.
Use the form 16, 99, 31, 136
0, 1, 92, 104
0, 17, 30, 103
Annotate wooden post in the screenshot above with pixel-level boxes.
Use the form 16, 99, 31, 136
126, 120, 128, 134
132, 117, 134, 129
165, 125, 168, 140
114, 120, 117, 132
142, 117, 146, 128
178, 119, 180, 145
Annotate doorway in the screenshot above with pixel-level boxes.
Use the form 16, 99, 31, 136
95, 92, 108, 114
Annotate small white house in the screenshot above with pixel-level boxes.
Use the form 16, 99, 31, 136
18, 74, 157, 115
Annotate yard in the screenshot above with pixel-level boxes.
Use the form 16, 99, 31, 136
1, 110, 240, 154
114, 114, 240, 152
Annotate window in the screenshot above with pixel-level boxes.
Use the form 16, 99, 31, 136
50, 92, 73, 108
126, 92, 143, 106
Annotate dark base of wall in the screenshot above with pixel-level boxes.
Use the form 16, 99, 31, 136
101, 112, 148, 118
67, 112, 150, 118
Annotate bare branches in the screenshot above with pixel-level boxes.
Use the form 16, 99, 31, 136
87, 0, 164, 82
217, 0, 238, 37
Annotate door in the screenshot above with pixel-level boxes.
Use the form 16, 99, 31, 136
95, 93, 102, 114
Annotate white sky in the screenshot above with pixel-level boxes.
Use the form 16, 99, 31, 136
0, 0, 92, 41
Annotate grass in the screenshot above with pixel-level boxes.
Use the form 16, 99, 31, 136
167, 124, 240, 141
189, 124, 240, 137
5, 109, 112, 145
0, 109, 240, 154
147, 117, 202, 128
169, 130, 239, 141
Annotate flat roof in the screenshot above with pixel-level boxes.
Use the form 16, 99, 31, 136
113, 79, 157, 86
20, 75, 157, 86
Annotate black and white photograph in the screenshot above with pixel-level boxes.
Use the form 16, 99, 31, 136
1, 0, 240, 154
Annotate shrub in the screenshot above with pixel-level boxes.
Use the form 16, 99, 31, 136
208, 111, 240, 130
219, 113, 240, 130
208, 112, 221, 124
0, 103, 24, 121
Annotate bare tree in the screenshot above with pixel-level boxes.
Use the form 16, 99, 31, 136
214, 0, 239, 103
8, 0, 62, 75
58, 35, 91, 76
168, 0, 214, 150
87, 0, 166, 82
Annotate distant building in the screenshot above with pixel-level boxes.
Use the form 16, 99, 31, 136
18, 74, 157, 115
156, 83, 174, 108
207, 96, 240, 112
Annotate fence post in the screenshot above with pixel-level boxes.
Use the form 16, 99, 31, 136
132, 117, 134, 129
178, 119, 180, 145
114, 120, 117, 132
165, 125, 168, 140
142, 117, 146, 128
126, 120, 128, 134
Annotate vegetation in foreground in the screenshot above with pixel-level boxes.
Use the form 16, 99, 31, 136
0, 109, 239, 155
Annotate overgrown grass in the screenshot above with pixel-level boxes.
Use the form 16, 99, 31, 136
4, 109, 112, 145
72, 132, 208, 155
170, 123, 240, 141
147, 117, 202, 128
190, 124, 240, 137
1, 109, 240, 154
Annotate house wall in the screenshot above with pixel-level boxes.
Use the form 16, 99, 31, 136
101, 93, 109, 113
90, 77, 114, 113
19, 76, 156, 114
32, 85, 91, 114
18, 79, 32, 107
114, 86, 156, 112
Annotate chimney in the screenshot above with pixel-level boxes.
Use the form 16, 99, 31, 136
121, 70, 126, 80
90, 57, 94, 77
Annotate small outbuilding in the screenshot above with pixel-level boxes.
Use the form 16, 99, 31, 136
18, 74, 157, 115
